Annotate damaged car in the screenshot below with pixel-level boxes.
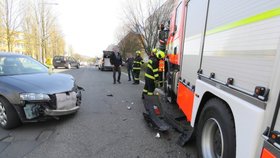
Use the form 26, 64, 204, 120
0, 52, 83, 129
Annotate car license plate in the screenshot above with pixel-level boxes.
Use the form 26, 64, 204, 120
56, 92, 77, 110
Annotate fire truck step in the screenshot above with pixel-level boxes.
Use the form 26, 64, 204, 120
143, 112, 170, 132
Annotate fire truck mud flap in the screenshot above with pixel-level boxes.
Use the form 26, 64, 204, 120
142, 95, 170, 132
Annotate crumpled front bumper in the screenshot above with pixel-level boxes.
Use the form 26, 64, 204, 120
44, 106, 80, 116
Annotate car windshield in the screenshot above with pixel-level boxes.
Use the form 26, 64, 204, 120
0, 55, 48, 76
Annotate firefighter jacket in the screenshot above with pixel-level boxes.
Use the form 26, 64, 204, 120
145, 56, 159, 81
133, 56, 143, 71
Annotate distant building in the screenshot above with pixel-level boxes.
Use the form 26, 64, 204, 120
117, 31, 149, 62
0, 32, 27, 54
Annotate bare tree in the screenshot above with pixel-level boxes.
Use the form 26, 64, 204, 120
22, 0, 64, 60
123, 0, 174, 55
49, 26, 65, 57
0, 0, 24, 52
22, 0, 39, 58
30, 0, 57, 62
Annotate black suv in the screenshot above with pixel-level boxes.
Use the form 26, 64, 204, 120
53, 56, 80, 69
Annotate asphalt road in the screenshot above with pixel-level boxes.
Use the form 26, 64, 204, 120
0, 66, 197, 158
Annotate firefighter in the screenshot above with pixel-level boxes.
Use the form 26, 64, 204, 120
142, 49, 165, 98
158, 24, 168, 52
132, 51, 144, 85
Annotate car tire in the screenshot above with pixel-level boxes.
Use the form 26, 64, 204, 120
54, 66, 57, 69
76, 65, 80, 69
0, 97, 21, 129
196, 98, 236, 158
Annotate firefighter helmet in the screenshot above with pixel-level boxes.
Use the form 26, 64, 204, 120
156, 50, 165, 59
152, 48, 157, 53
136, 51, 141, 55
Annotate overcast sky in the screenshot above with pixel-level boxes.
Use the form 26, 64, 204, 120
56, 0, 126, 57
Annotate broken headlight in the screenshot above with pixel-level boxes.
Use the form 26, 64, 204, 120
20, 93, 50, 101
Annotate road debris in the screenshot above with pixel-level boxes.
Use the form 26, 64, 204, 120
107, 94, 113, 97
127, 106, 131, 110
155, 133, 160, 138
131, 102, 134, 105
122, 118, 127, 121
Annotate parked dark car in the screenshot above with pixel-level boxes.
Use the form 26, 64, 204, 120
53, 56, 80, 69
0, 52, 83, 129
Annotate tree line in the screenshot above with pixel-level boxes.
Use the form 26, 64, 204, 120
0, 0, 65, 63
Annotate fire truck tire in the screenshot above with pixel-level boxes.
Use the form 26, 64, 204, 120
196, 98, 236, 158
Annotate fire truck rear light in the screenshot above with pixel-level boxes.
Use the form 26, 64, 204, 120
227, 78, 234, 85
210, 72, 215, 78
255, 87, 265, 96
261, 148, 276, 158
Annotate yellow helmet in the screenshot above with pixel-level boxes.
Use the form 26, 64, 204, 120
136, 51, 141, 55
152, 48, 157, 53
156, 50, 165, 59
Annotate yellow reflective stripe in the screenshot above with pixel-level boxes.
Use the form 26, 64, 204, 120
153, 68, 158, 72
207, 7, 280, 35
147, 92, 153, 95
143, 89, 148, 92
147, 64, 153, 71
154, 74, 159, 77
133, 67, 141, 70
134, 61, 141, 63
148, 60, 153, 64
145, 73, 155, 80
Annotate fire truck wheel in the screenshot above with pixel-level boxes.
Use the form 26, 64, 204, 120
196, 98, 236, 158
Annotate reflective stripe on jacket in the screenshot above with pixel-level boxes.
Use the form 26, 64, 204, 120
133, 56, 143, 70
145, 56, 159, 80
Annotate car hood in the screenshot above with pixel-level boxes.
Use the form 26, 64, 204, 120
0, 73, 76, 94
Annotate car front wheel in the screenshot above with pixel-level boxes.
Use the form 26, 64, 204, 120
0, 97, 21, 129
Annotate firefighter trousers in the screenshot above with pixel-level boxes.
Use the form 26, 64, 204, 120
133, 70, 140, 84
143, 78, 155, 96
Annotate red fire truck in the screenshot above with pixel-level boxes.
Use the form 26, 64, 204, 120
143, 0, 280, 157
